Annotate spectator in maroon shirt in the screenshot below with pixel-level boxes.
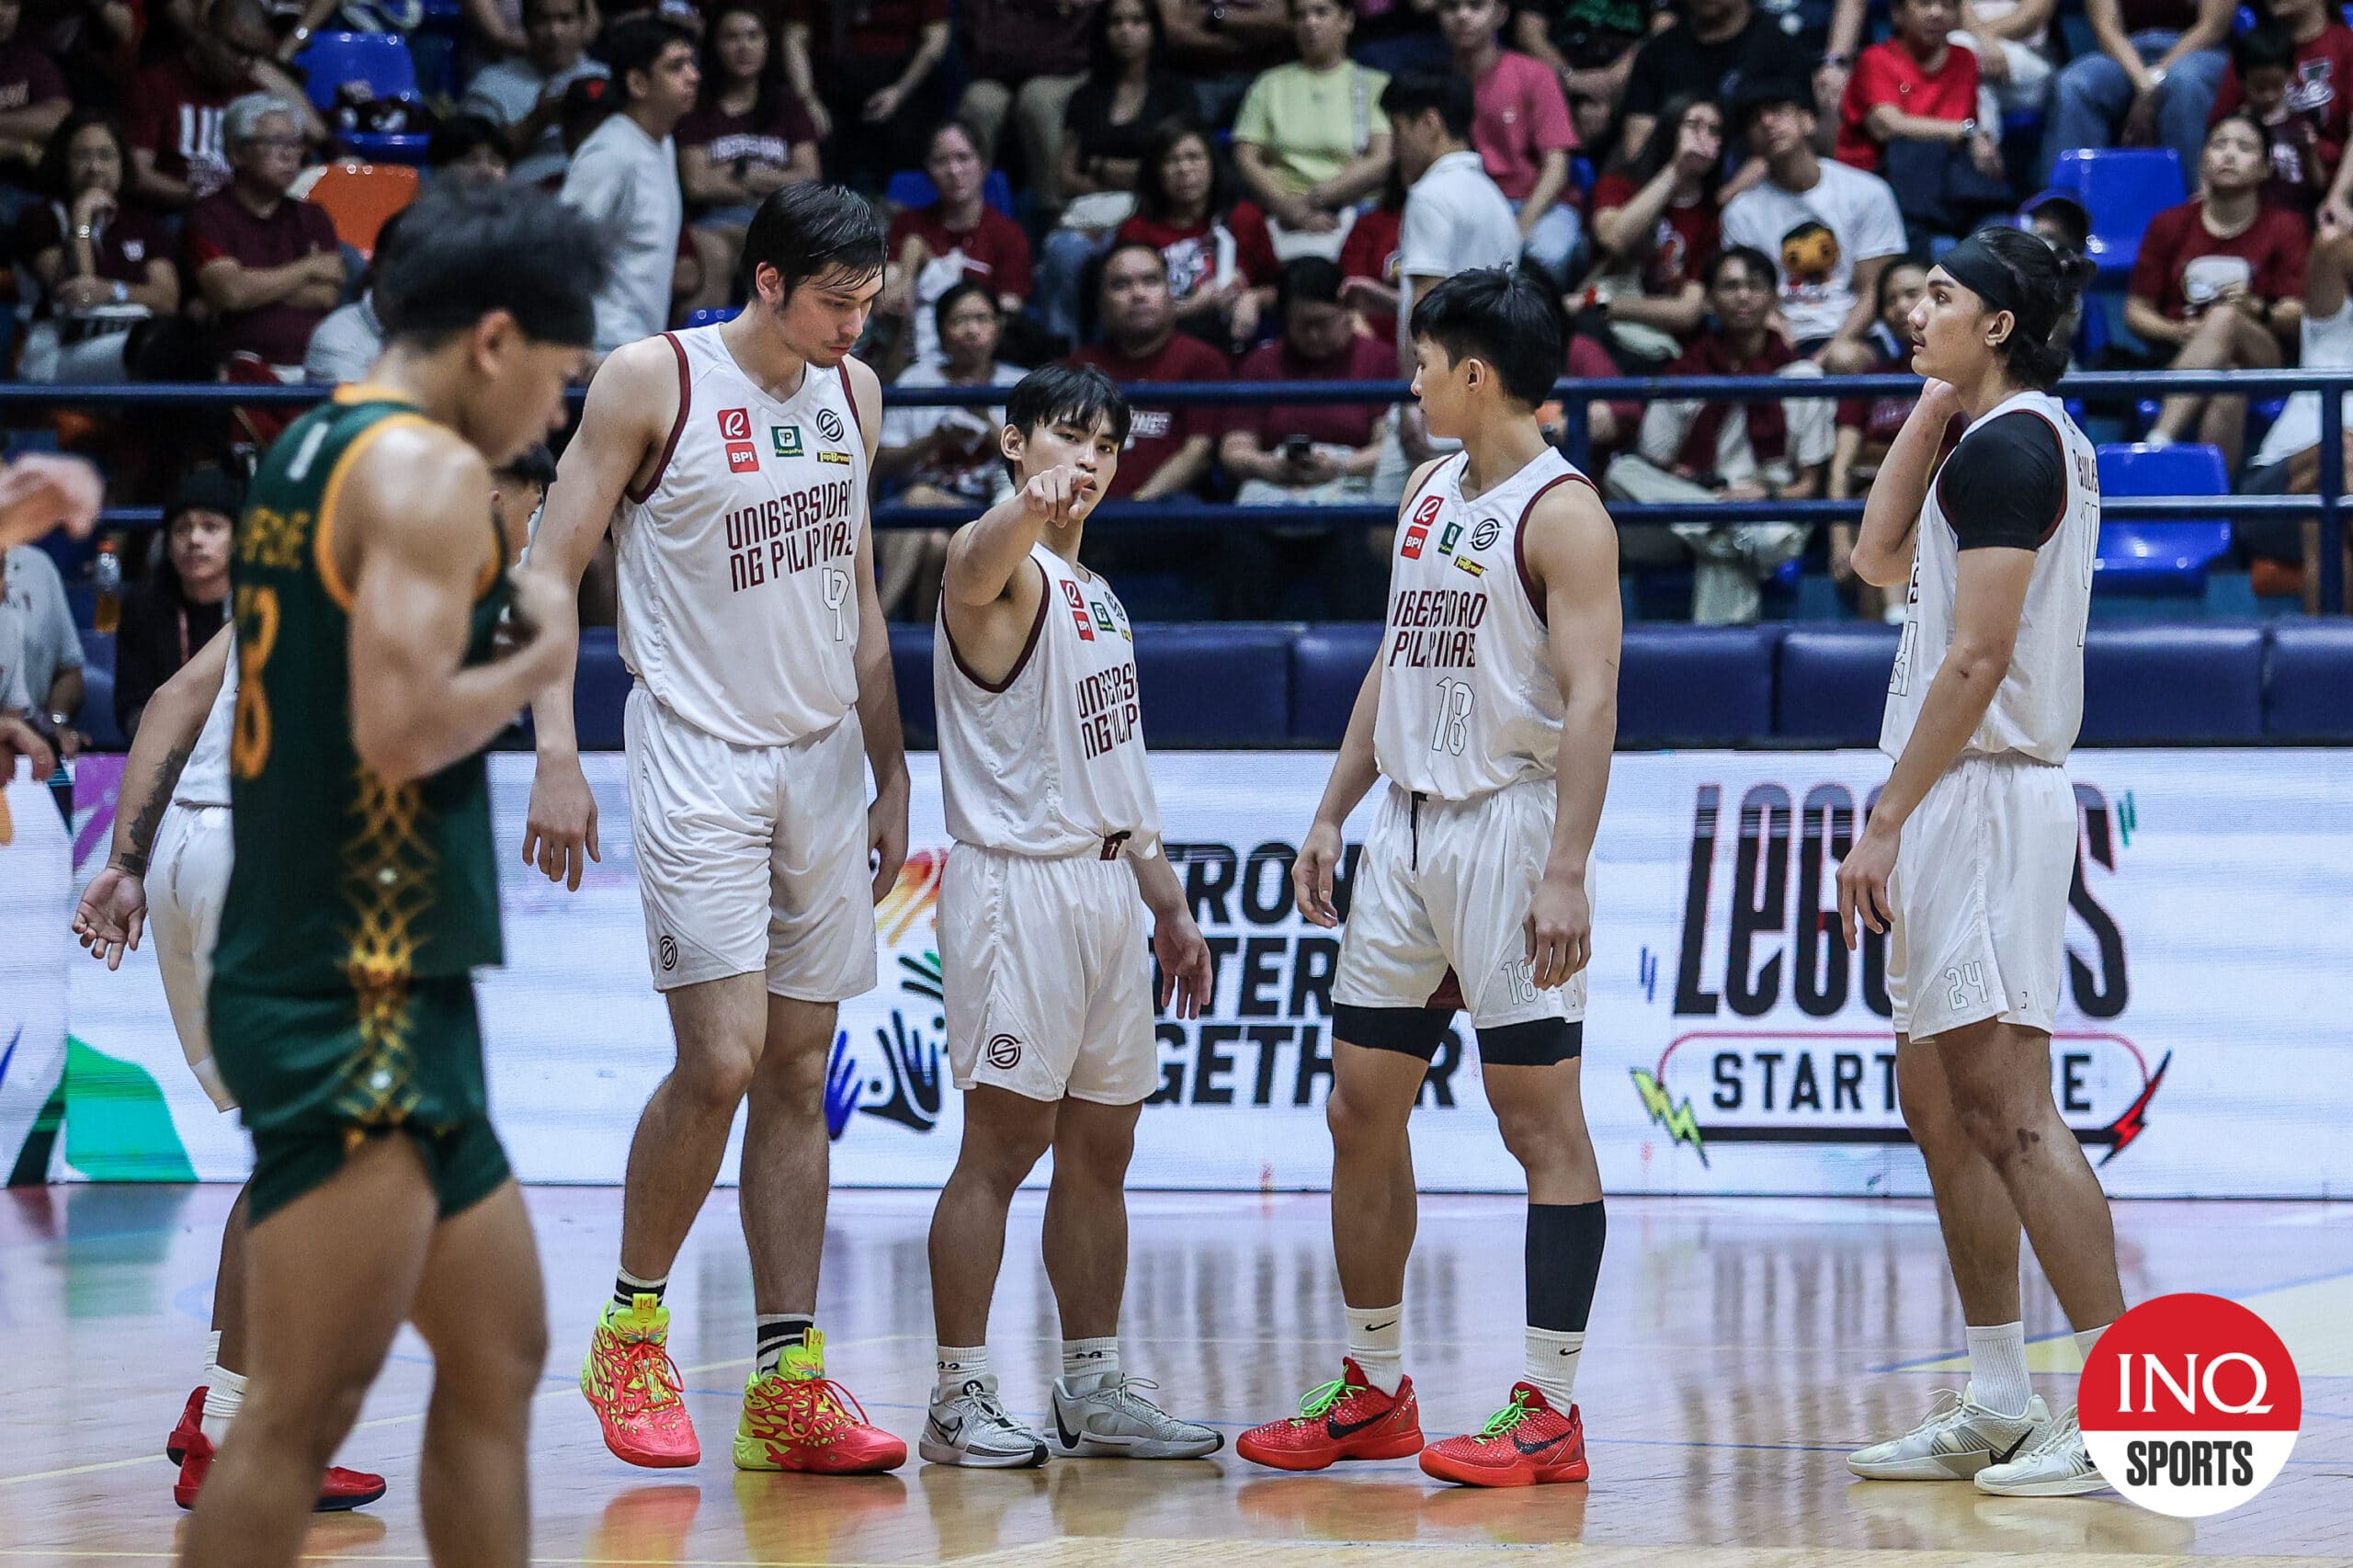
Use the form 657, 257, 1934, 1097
0, 0, 68, 199
677, 0, 821, 314
881, 120, 1033, 367
1069, 239, 1231, 500
2128, 111, 2310, 470
779, 0, 949, 191
957, 0, 1099, 219
184, 94, 346, 379
1115, 118, 1279, 352
2211, 0, 2353, 226
1585, 93, 1723, 351
16, 110, 178, 381
124, 0, 323, 210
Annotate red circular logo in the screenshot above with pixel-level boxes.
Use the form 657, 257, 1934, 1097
2079, 1293, 2301, 1517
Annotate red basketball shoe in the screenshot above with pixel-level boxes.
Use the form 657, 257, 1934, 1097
171, 1434, 388, 1512
167, 1386, 205, 1463
582, 1294, 700, 1467
732, 1331, 907, 1474
1417, 1384, 1588, 1487
1235, 1358, 1425, 1471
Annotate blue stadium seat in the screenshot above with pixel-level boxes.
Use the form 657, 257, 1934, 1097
76, 630, 124, 753
2048, 149, 2185, 278
2083, 625, 2264, 741
2093, 442, 2234, 594
1133, 623, 1293, 746
883, 168, 1016, 217
294, 33, 429, 164
891, 622, 937, 748
1289, 623, 1381, 746
1620, 625, 1776, 745
1774, 626, 1899, 745
683, 307, 740, 329
2264, 620, 2353, 738
571, 626, 631, 750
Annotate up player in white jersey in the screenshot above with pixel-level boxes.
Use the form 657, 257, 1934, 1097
1236, 268, 1621, 1489
919, 363, 1219, 1468
525, 183, 912, 1474
1837, 228, 2125, 1498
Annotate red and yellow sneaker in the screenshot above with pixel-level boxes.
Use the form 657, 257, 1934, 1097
1235, 1358, 1425, 1471
733, 1330, 906, 1474
166, 1386, 205, 1463
1417, 1384, 1588, 1488
171, 1434, 388, 1512
582, 1294, 700, 1468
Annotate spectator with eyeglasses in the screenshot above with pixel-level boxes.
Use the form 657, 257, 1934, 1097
125, 0, 321, 210
183, 93, 344, 381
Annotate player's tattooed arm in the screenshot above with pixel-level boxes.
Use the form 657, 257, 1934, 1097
1524, 477, 1620, 989
108, 623, 230, 877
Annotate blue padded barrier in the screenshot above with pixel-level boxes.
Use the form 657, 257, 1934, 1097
1131, 623, 1295, 748
571, 627, 632, 751
2082, 624, 2265, 742
1288, 623, 1382, 746
1620, 625, 1778, 746
2264, 620, 2353, 739
1775, 627, 1899, 746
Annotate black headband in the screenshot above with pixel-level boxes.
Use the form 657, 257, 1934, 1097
1939, 233, 2022, 320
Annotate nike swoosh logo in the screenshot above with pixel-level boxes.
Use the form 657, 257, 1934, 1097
1513, 1430, 1573, 1457
1990, 1430, 2032, 1465
1362, 1321, 1396, 1334
1326, 1408, 1392, 1439
1053, 1400, 1082, 1449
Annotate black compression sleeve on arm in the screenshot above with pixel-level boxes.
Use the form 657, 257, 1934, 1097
1934, 410, 2069, 552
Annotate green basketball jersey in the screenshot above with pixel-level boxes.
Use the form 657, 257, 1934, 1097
212, 388, 511, 997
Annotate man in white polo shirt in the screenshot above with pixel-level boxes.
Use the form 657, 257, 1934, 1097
560, 15, 698, 358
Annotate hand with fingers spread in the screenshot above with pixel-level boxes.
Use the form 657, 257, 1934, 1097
1153, 909, 1213, 1019
1291, 818, 1344, 928
1523, 867, 1591, 992
72, 864, 148, 970
1836, 818, 1899, 950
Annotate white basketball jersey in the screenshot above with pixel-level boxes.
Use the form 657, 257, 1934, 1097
174, 626, 236, 809
1373, 448, 1589, 801
1881, 389, 2099, 765
613, 326, 870, 747
936, 543, 1162, 858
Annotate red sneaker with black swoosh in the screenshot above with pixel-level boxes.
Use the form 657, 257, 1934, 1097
1235, 1358, 1424, 1471
1417, 1384, 1588, 1487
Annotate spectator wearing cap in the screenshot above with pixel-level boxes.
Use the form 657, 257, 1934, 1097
2024, 189, 2088, 252
1618, 0, 1814, 169
1, 530, 82, 755
779, 0, 950, 193
16, 109, 178, 383
1719, 76, 1904, 371
461, 0, 608, 187
560, 15, 697, 355
426, 113, 514, 184
126, 0, 324, 210
184, 92, 345, 381
115, 467, 240, 740
2041, 0, 2232, 191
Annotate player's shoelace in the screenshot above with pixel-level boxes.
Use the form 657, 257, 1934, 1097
761, 1376, 870, 1442
1472, 1389, 1538, 1440
1090, 1374, 1173, 1420
608, 1335, 687, 1419
1290, 1376, 1366, 1425
1904, 1387, 1970, 1433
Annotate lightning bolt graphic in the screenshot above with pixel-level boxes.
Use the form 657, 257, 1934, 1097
2097, 1050, 2171, 1166
1631, 1067, 1707, 1166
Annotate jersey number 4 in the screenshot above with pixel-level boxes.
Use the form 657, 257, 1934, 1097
1430, 677, 1475, 756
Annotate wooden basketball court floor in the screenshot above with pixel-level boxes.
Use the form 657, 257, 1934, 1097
8, 1185, 2351, 1567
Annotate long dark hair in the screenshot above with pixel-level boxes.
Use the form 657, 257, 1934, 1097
1969, 225, 2098, 391
1628, 94, 1723, 203
38, 108, 130, 203
1085, 0, 1166, 85
699, 0, 788, 126
1132, 116, 1233, 225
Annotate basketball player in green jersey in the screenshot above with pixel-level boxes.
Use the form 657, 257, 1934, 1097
178, 182, 604, 1568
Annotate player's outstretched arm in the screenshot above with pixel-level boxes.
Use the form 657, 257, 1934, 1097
942, 464, 1085, 608
346, 430, 578, 785
521, 337, 668, 887
1525, 478, 1621, 990
846, 356, 910, 901
1851, 379, 1962, 586
72, 624, 233, 968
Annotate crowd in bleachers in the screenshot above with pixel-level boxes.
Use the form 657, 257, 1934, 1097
5, 0, 2353, 754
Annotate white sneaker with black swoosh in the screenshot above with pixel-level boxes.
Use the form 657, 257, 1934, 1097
1847, 1384, 2051, 1481
1049, 1373, 1223, 1459
1974, 1405, 2107, 1496
920, 1374, 1050, 1468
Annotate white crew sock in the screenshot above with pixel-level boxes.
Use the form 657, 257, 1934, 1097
2073, 1323, 2114, 1373
201, 1329, 222, 1386
1345, 1303, 1404, 1395
936, 1345, 990, 1399
1965, 1321, 2033, 1417
1524, 1325, 1584, 1409
200, 1367, 246, 1447
1061, 1336, 1120, 1389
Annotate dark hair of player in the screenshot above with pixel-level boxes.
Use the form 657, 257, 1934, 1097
741, 183, 887, 300
1277, 255, 1345, 318
1941, 225, 2097, 391
605, 14, 697, 100
1380, 73, 1474, 140
375, 180, 608, 348
1704, 244, 1777, 292
1003, 363, 1132, 482
1407, 266, 1564, 409
496, 441, 559, 488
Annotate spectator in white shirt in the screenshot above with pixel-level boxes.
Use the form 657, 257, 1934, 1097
463, 0, 609, 187
560, 16, 698, 357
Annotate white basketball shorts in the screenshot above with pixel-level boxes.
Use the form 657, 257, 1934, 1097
1887, 753, 2075, 1041
624, 685, 880, 1002
1330, 777, 1589, 1062
939, 843, 1155, 1105
149, 802, 235, 1111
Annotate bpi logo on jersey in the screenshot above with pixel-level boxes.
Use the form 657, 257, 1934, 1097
1062, 579, 1095, 640
2080, 1295, 2301, 1517
1401, 494, 1443, 560
717, 406, 759, 472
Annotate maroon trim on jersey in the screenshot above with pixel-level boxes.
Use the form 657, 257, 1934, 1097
627, 333, 692, 506
1513, 471, 1597, 625
835, 361, 870, 447
1425, 967, 1465, 1010
943, 558, 1051, 694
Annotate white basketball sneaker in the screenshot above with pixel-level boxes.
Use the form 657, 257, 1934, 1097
1974, 1405, 2108, 1496
1049, 1373, 1223, 1459
920, 1373, 1049, 1468
1847, 1384, 2051, 1481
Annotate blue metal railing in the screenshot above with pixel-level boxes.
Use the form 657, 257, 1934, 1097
36, 369, 2348, 611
